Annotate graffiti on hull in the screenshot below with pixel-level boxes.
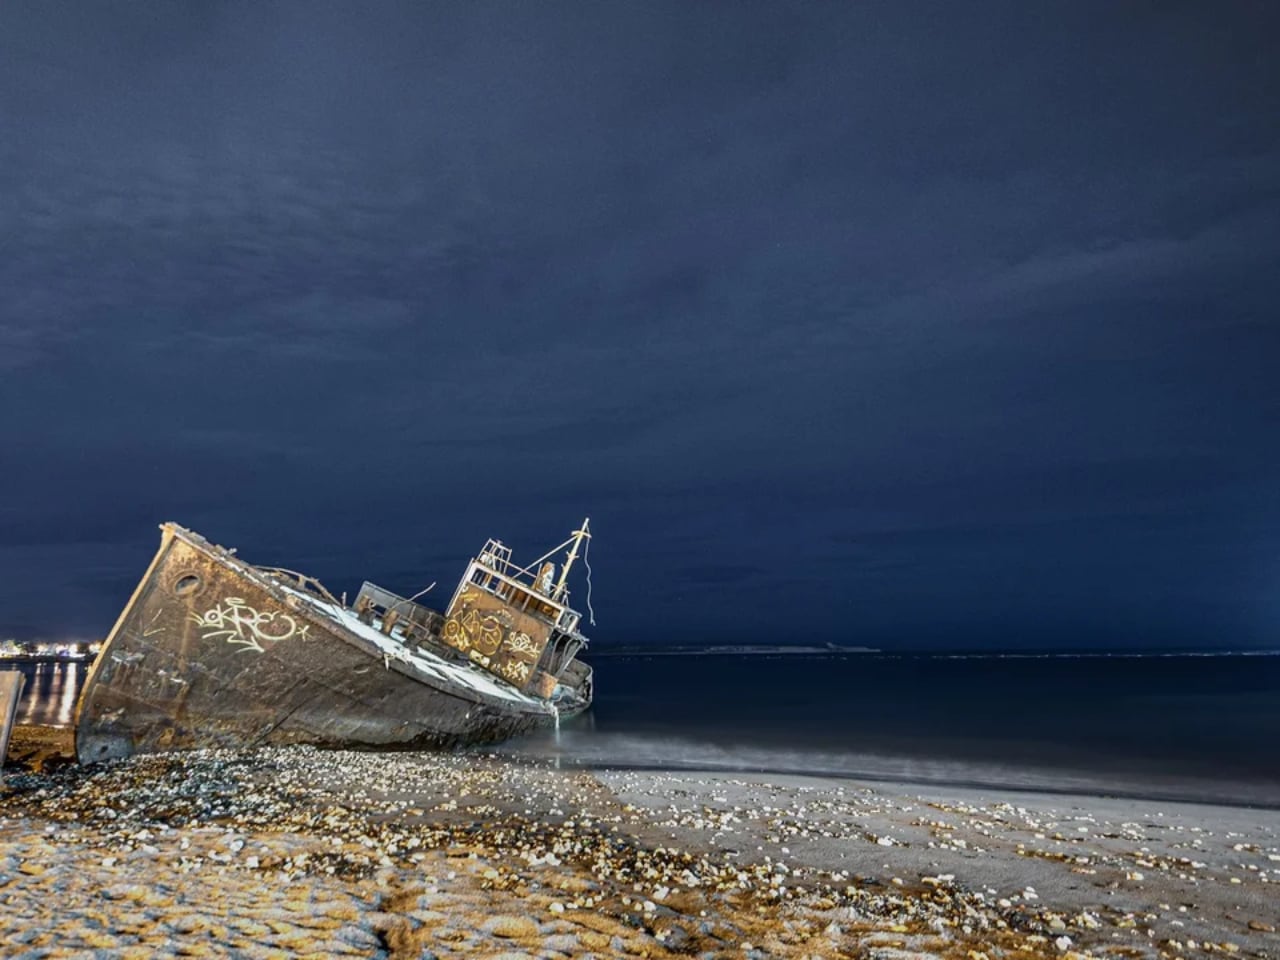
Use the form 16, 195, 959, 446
189, 597, 310, 653
442, 589, 546, 687
442, 604, 510, 656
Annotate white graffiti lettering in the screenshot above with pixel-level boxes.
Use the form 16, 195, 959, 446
190, 596, 310, 653
499, 659, 531, 683
505, 631, 538, 657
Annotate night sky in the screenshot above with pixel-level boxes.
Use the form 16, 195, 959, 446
2, 3, 1277, 650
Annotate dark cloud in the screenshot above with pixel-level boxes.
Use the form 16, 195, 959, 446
1, 2, 1278, 648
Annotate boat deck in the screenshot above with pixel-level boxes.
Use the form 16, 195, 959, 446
277, 584, 554, 712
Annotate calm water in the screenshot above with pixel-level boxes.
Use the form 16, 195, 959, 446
10, 652, 1279, 805
510, 651, 1280, 806
6, 659, 87, 727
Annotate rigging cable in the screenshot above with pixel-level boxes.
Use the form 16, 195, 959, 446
583, 534, 596, 627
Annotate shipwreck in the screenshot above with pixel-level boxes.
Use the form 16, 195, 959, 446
74, 520, 595, 763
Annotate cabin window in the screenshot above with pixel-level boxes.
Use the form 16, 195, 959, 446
174, 574, 202, 598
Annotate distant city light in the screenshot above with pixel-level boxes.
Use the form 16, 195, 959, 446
0, 638, 101, 660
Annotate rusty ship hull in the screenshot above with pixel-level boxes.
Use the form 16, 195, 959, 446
75, 525, 586, 764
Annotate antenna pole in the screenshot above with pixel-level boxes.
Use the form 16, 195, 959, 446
553, 518, 591, 601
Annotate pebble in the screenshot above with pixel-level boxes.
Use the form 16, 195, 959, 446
483, 914, 539, 939
2, 744, 1276, 959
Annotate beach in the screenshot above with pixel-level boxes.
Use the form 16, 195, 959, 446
3, 732, 1277, 959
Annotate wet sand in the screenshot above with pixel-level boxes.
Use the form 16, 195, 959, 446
4, 724, 75, 773
2, 730, 1277, 959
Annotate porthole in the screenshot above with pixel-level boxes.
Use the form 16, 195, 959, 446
174, 574, 202, 598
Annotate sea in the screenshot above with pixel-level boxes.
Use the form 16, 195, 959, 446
9, 651, 1280, 807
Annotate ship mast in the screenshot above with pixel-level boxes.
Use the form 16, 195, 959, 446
553, 517, 590, 602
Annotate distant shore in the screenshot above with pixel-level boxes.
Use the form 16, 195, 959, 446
589, 644, 881, 656
3, 736, 1277, 958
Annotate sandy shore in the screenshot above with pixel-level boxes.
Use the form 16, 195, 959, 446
2, 731, 1277, 959
4, 724, 75, 773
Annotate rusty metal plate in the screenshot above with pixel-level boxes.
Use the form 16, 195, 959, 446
441, 586, 552, 691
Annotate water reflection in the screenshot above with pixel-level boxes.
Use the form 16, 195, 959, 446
8, 660, 86, 727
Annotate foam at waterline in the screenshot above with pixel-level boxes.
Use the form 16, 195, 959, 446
492, 727, 1280, 809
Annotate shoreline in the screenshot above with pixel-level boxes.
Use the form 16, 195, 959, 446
10, 720, 1280, 810
527, 759, 1280, 814
3, 739, 1277, 958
